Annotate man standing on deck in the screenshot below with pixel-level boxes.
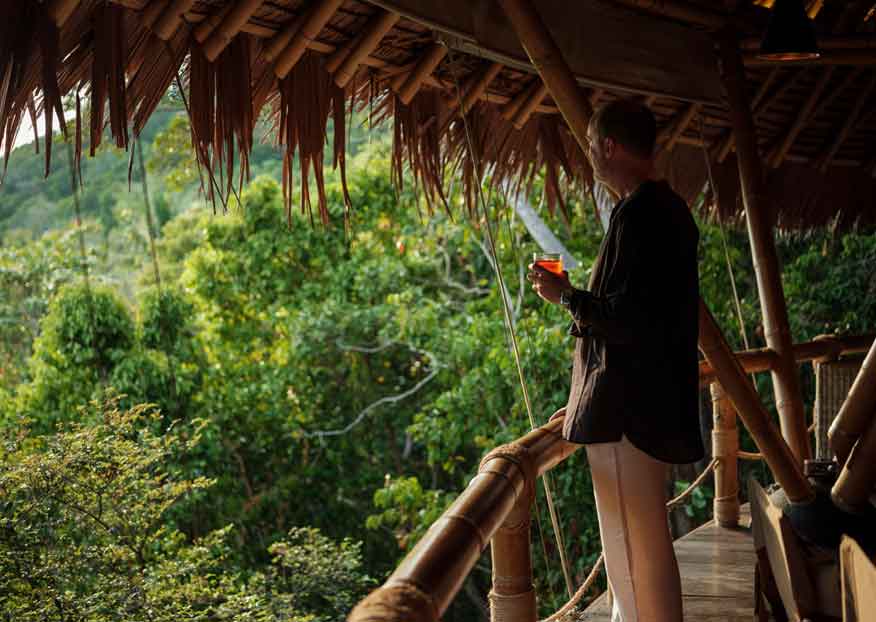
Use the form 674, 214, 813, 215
527, 99, 704, 622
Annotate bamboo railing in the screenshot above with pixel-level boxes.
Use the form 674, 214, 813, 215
347, 334, 872, 622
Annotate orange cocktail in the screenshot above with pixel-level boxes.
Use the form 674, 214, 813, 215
533, 252, 563, 276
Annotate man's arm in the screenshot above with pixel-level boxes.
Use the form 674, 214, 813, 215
568, 209, 660, 345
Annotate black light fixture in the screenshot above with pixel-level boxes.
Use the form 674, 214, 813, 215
758, 0, 821, 61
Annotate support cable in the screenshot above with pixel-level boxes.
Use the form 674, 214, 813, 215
444, 45, 576, 601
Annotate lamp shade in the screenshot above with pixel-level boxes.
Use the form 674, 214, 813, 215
758, 0, 820, 61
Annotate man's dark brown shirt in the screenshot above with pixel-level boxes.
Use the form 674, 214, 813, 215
563, 180, 705, 464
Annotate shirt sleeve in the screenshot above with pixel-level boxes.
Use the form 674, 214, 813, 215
568, 209, 658, 345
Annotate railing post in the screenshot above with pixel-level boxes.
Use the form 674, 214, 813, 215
487, 448, 537, 622
711, 382, 740, 527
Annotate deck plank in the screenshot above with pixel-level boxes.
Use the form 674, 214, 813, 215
576, 506, 755, 622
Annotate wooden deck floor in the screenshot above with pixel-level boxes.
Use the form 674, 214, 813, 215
578, 506, 755, 622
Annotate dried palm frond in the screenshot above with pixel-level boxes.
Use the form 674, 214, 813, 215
275, 51, 351, 226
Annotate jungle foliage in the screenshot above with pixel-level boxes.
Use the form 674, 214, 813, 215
1, 108, 875, 621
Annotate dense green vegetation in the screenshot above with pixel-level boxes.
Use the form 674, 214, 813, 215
1, 107, 875, 621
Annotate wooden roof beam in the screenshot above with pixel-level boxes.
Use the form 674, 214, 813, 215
767, 67, 835, 168
203, 0, 266, 62
495, 0, 592, 151
741, 34, 876, 51
153, 0, 197, 41
511, 80, 548, 128
460, 61, 503, 115
397, 42, 447, 104
329, 10, 401, 88
607, 0, 737, 30
656, 102, 700, 155
193, 3, 232, 43
501, 78, 537, 121
744, 49, 876, 66
47, 0, 81, 27
816, 72, 876, 172
714, 67, 784, 163
273, 0, 346, 78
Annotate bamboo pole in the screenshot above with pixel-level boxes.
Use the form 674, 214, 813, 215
348, 421, 574, 622
718, 28, 811, 464
264, 12, 307, 61
489, 468, 537, 622
743, 34, 876, 51
832, 414, 876, 513
711, 382, 740, 527
397, 43, 447, 105
512, 81, 548, 129
142, 0, 170, 29
332, 11, 400, 88
202, 0, 265, 62
744, 49, 876, 66
153, 0, 197, 41
495, 0, 592, 149
699, 301, 814, 502
817, 72, 876, 173
194, 3, 232, 44
698, 334, 873, 386
501, 79, 538, 122
829, 339, 876, 466
47, 0, 80, 27
460, 62, 503, 115
767, 68, 835, 168
714, 67, 779, 163
656, 102, 700, 156
273, 0, 346, 79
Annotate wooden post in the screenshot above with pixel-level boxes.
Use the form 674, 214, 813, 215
699, 301, 814, 503
832, 413, 876, 513
489, 468, 537, 622
717, 29, 811, 464
829, 338, 876, 466
711, 382, 740, 527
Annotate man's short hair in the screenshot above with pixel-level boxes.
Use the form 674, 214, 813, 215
591, 99, 657, 160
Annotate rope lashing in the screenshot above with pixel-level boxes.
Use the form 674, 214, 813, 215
538, 553, 605, 622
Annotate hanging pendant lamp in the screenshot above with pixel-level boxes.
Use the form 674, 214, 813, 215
758, 0, 821, 61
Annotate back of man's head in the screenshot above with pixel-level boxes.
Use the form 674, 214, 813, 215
591, 99, 657, 160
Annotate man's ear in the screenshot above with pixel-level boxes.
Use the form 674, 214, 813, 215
604, 137, 616, 159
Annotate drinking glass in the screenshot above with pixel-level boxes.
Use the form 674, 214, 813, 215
533, 252, 563, 276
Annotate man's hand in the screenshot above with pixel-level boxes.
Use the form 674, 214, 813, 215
549, 407, 566, 423
527, 263, 572, 305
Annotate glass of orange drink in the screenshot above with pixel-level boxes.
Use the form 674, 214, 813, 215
533, 252, 563, 276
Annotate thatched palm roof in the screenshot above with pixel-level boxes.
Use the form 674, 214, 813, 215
2, 0, 876, 228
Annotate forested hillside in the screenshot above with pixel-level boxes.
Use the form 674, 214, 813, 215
2, 105, 875, 621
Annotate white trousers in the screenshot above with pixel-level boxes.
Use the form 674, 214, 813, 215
585, 435, 683, 622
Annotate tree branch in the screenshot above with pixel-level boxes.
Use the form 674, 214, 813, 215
304, 345, 444, 439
